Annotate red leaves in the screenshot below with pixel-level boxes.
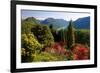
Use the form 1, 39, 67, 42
71, 44, 90, 60
45, 42, 90, 60
52, 42, 67, 55
73, 54, 78, 60
45, 41, 68, 56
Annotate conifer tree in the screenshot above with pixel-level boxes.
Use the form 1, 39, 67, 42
67, 20, 75, 49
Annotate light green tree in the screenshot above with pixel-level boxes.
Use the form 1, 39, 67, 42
21, 34, 43, 62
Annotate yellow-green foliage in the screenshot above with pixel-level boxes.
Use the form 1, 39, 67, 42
33, 52, 67, 62
21, 17, 40, 34
21, 34, 43, 62
21, 47, 35, 62
21, 34, 43, 51
21, 21, 34, 34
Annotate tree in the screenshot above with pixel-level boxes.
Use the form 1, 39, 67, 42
75, 30, 90, 46
67, 20, 75, 49
31, 24, 54, 47
58, 29, 65, 42
21, 34, 43, 62
21, 17, 40, 34
49, 24, 53, 29
49, 24, 60, 42
21, 21, 34, 34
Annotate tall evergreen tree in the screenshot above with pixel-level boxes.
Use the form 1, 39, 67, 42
49, 24, 53, 29
67, 20, 75, 49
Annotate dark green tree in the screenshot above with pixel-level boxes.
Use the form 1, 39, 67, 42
75, 30, 90, 46
49, 24, 53, 29
58, 29, 65, 42
67, 20, 75, 49
31, 25, 54, 47
21, 17, 40, 34
49, 24, 60, 42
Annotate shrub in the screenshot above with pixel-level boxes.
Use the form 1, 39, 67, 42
71, 44, 90, 60
21, 34, 43, 51
21, 34, 43, 62
21, 48, 34, 62
33, 52, 67, 62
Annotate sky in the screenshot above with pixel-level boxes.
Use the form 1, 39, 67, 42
21, 10, 90, 21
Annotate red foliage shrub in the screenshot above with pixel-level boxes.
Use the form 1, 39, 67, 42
73, 54, 78, 60
59, 41, 67, 47
45, 41, 69, 57
71, 44, 90, 60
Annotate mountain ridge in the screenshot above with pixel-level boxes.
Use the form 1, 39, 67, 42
74, 16, 90, 29
22, 16, 90, 30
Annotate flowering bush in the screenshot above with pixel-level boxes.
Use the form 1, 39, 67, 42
51, 42, 67, 55
71, 44, 90, 60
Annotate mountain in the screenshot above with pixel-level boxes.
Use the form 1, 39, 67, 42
40, 18, 69, 29
74, 16, 90, 29
23, 17, 41, 24
22, 16, 90, 30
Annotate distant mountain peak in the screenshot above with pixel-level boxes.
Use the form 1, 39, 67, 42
40, 18, 69, 29
74, 16, 90, 29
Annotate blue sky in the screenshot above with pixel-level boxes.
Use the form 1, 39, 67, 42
21, 10, 90, 21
